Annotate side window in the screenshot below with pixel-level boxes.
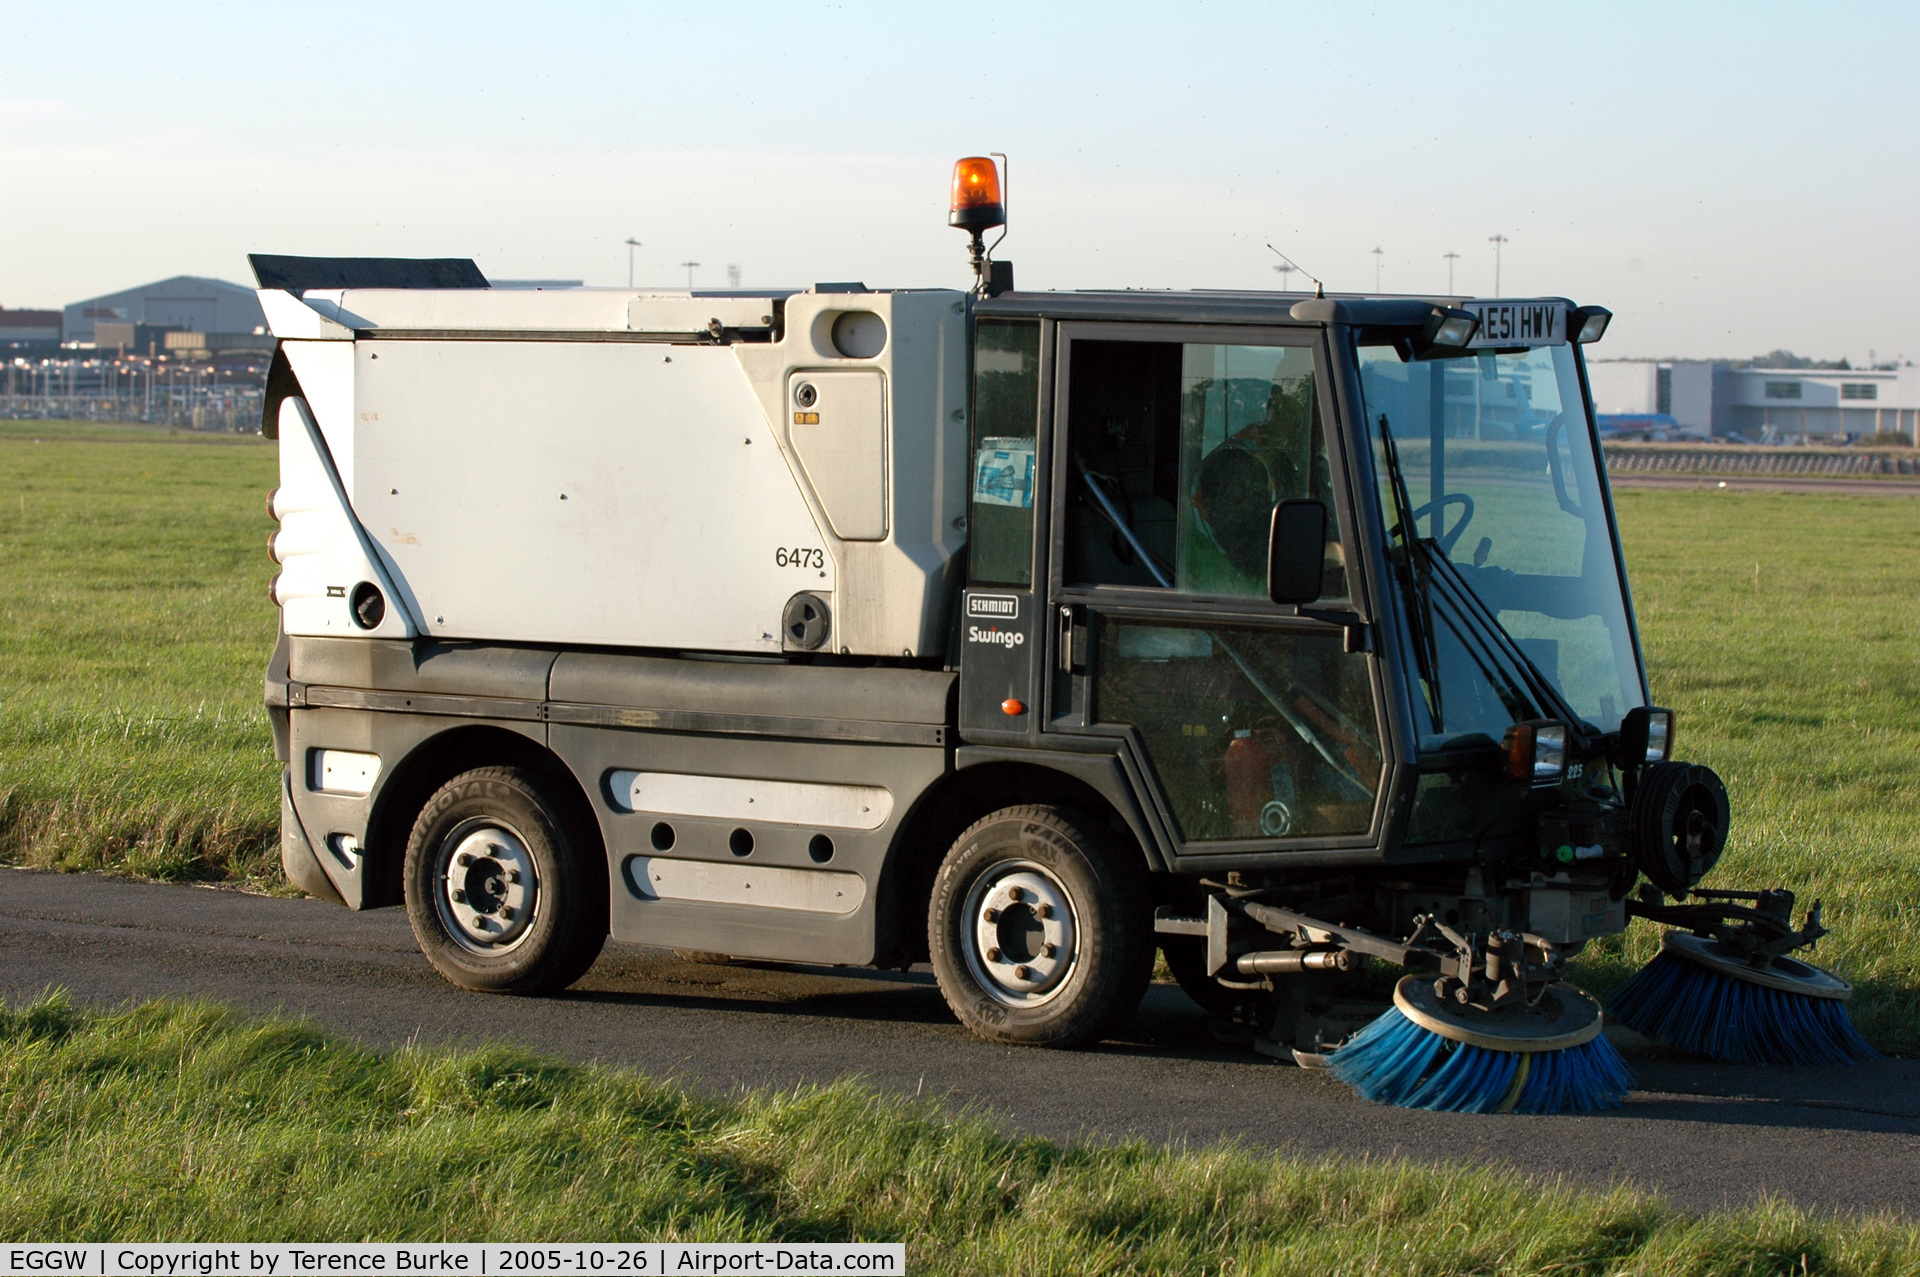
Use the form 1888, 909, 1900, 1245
968, 319, 1041, 586
1065, 339, 1345, 601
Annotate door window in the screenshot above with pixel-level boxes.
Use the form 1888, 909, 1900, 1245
1064, 339, 1346, 601
1093, 618, 1381, 841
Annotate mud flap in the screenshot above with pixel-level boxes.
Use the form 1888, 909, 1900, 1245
280, 767, 344, 905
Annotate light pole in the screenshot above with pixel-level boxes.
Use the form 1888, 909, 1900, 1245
625, 238, 642, 288
1488, 234, 1509, 295
1443, 251, 1461, 294
1272, 262, 1297, 290
1372, 246, 1384, 292
680, 261, 700, 289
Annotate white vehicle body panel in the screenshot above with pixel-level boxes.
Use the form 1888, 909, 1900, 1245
272, 397, 416, 639
261, 285, 969, 657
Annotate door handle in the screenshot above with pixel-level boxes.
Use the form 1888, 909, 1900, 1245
1056, 605, 1088, 674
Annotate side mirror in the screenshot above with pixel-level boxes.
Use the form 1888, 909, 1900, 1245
1268, 499, 1327, 606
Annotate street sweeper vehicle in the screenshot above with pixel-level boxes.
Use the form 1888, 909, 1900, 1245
256, 156, 1876, 1115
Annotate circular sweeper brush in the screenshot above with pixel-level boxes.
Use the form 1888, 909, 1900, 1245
1327, 977, 1634, 1114
1611, 930, 1879, 1066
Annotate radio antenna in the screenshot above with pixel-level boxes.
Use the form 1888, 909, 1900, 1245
1266, 243, 1324, 298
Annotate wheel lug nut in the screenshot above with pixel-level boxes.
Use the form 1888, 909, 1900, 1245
1043, 943, 1057, 958
1036, 903, 1053, 919
983, 907, 998, 922
987, 947, 1002, 962
451, 888, 466, 903
472, 916, 487, 930
1007, 886, 1025, 903
507, 870, 522, 885
1014, 965, 1033, 980
455, 853, 472, 867
499, 906, 515, 921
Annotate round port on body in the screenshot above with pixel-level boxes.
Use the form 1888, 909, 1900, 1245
729, 827, 755, 858
808, 833, 834, 864
350, 581, 386, 630
829, 311, 887, 359
650, 821, 675, 852
782, 592, 831, 651
793, 381, 818, 409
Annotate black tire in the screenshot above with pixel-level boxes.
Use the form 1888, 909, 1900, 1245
928, 804, 1153, 1047
403, 766, 608, 994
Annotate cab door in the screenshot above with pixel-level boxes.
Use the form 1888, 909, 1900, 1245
1043, 324, 1388, 858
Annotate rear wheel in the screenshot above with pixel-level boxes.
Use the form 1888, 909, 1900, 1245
928, 805, 1152, 1047
403, 766, 608, 994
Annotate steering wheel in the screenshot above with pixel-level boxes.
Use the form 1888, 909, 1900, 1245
1406, 492, 1475, 555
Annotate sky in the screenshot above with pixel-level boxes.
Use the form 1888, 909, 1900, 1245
2, 1, 1916, 362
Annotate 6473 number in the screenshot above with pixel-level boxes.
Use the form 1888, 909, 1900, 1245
775, 547, 825, 569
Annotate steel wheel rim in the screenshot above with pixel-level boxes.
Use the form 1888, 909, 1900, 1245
434, 818, 540, 956
960, 859, 1079, 1008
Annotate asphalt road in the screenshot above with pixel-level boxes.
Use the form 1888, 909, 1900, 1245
4, 867, 1916, 1218
1608, 473, 1920, 496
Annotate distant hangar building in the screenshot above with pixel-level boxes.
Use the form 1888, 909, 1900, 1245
62, 276, 265, 346
1587, 359, 1920, 442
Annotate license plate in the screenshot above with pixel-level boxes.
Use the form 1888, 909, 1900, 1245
1466, 300, 1567, 347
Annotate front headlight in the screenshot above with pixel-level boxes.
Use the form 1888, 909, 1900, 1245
1616, 705, 1674, 767
1504, 720, 1568, 786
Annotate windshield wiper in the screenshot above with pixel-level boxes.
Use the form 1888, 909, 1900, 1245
1425, 552, 1592, 739
1374, 415, 1443, 724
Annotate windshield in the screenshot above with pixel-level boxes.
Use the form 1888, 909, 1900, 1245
1357, 342, 1643, 745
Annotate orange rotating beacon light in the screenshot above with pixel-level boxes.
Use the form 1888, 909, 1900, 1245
949, 154, 1011, 295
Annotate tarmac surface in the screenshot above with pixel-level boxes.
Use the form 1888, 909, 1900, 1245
4, 866, 1917, 1218
1608, 473, 1920, 496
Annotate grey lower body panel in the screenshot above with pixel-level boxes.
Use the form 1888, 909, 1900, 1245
552, 724, 947, 965
286, 705, 547, 909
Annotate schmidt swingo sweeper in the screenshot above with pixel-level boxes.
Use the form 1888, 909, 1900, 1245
253, 156, 1874, 1115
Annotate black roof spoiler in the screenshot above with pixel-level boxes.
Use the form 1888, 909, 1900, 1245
248, 254, 490, 292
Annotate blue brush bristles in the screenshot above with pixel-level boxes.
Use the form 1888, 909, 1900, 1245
1326, 1006, 1635, 1114
1611, 950, 1880, 1066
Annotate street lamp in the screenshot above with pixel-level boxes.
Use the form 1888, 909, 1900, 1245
625, 238, 642, 288
680, 261, 701, 289
1372, 246, 1384, 292
1488, 234, 1509, 295
1443, 251, 1461, 294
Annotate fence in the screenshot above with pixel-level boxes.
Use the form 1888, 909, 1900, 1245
1603, 443, 1920, 477
2, 359, 266, 433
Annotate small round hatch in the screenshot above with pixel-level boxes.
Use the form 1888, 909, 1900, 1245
829, 311, 887, 359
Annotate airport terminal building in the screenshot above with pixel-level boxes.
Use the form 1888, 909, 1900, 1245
1588, 359, 1920, 442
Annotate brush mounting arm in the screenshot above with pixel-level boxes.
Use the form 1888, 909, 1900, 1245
1238, 901, 1564, 1011
1627, 885, 1828, 963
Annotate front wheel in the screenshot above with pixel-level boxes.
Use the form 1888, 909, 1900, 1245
928, 805, 1153, 1047
403, 766, 608, 994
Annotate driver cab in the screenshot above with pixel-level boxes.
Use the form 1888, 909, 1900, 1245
1045, 322, 1388, 855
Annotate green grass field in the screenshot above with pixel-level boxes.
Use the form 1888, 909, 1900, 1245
0, 421, 282, 884
2, 993, 1917, 1270
0, 421, 1916, 1047
4, 422, 1920, 1259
